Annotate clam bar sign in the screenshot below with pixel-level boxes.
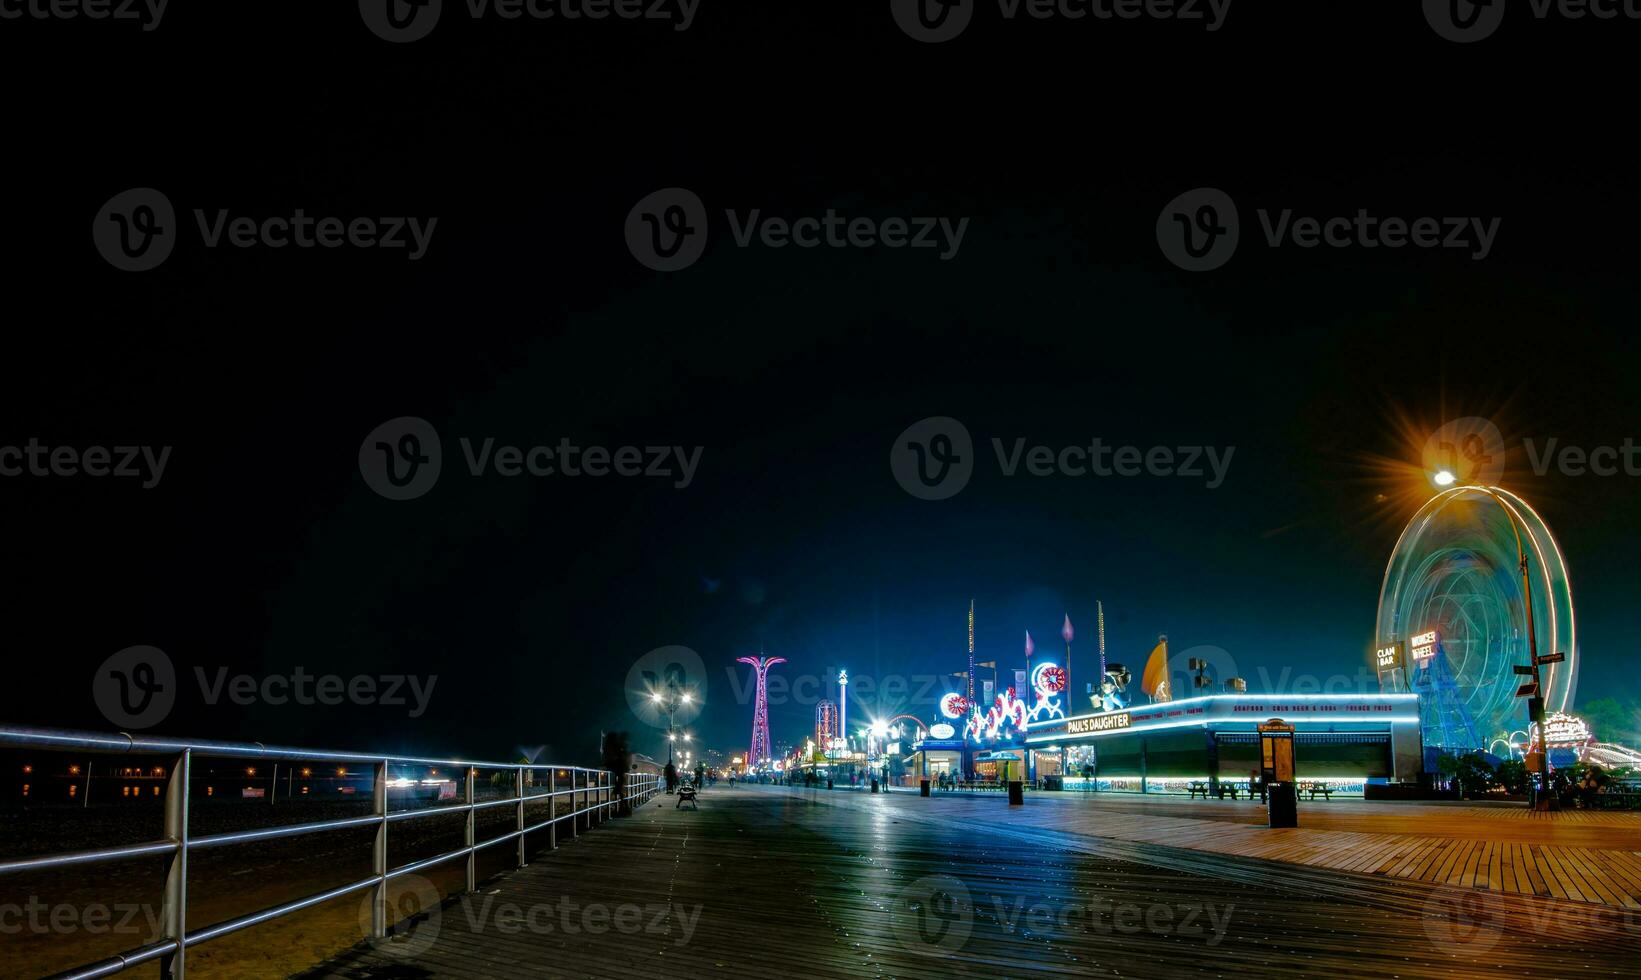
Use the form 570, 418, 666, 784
1375, 641, 1404, 673
1067, 711, 1131, 735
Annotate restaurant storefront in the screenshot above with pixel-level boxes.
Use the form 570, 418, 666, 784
1024, 693, 1422, 796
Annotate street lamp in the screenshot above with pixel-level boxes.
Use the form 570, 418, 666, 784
1433, 469, 1457, 487
652, 680, 697, 763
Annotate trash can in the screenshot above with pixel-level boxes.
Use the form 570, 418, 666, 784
920, 778, 930, 797
1007, 780, 1024, 806
870, 778, 879, 793
826, 779, 833, 790
1267, 781, 1298, 828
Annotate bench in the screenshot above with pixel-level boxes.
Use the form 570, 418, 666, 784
675, 784, 698, 810
1301, 782, 1333, 801
1188, 781, 1211, 799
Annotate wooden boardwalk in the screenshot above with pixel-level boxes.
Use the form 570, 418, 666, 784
308, 786, 1641, 979
953, 790, 1641, 911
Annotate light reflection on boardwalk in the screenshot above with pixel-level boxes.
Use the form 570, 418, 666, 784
308, 786, 1641, 979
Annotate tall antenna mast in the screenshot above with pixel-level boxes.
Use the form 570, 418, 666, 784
1097, 600, 1107, 686
967, 599, 976, 702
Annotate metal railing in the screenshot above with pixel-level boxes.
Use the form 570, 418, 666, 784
0, 725, 662, 979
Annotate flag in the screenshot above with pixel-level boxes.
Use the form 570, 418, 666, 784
1062, 615, 1074, 644
1024, 631, 1034, 658
1141, 635, 1171, 702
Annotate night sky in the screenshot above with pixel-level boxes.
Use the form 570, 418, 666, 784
4, 4, 1638, 767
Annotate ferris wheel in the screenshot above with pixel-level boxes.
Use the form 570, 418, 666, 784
1375, 486, 1578, 752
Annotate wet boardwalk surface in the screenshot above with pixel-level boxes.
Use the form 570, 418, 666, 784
308, 786, 1641, 979
916, 788, 1641, 910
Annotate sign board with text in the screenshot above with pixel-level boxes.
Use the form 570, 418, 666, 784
1066, 711, 1131, 735
1408, 630, 1439, 668
1375, 641, 1404, 674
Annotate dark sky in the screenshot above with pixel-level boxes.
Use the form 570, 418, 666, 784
4, 4, 1638, 767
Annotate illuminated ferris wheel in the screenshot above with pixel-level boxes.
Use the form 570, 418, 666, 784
1375, 486, 1578, 752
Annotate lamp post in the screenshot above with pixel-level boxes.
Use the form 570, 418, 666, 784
651, 687, 694, 764
1439, 475, 1557, 811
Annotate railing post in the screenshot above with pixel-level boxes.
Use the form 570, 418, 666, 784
570, 770, 580, 838
465, 767, 476, 893
372, 760, 388, 939
548, 769, 557, 850
160, 748, 190, 979
515, 766, 526, 869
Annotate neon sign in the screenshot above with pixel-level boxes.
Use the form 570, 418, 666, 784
1408, 630, 1438, 667
928, 723, 955, 739
1067, 711, 1131, 735
939, 692, 970, 720
965, 687, 1029, 743
1530, 711, 1593, 747
1375, 641, 1403, 672
1027, 661, 1067, 722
